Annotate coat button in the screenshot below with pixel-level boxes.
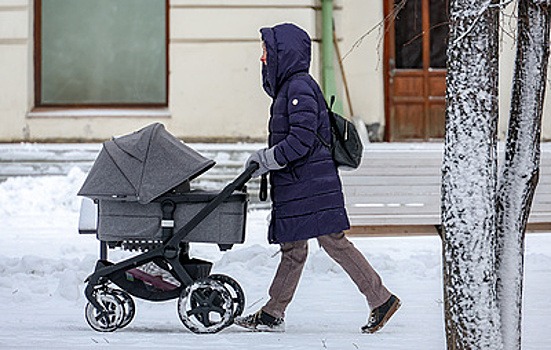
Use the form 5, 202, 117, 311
292, 99, 299, 106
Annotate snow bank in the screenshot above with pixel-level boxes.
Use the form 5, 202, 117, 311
0, 167, 86, 216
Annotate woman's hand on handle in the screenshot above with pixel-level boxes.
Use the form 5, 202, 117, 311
245, 147, 284, 178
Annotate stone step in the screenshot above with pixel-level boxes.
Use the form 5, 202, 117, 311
0, 143, 261, 177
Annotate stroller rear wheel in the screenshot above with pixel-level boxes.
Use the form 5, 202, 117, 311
178, 278, 233, 334
110, 289, 136, 329
209, 274, 245, 318
85, 289, 125, 332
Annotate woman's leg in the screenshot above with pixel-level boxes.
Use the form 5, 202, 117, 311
317, 232, 391, 309
262, 240, 308, 318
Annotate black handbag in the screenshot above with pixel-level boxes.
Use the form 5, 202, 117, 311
318, 96, 363, 170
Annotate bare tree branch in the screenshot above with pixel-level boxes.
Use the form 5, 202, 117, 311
341, 0, 407, 62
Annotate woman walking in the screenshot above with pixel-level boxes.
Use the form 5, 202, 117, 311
235, 23, 400, 334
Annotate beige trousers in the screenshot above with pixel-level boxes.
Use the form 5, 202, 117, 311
262, 232, 392, 319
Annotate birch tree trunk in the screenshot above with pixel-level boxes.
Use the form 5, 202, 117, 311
496, 2, 550, 350
442, 1, 503, 349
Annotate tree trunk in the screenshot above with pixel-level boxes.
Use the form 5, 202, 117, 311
496, 2, 550, 350
442, 1, 503, 349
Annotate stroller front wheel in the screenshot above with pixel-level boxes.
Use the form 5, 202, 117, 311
85, 289, 125, 332
178, 278, 233, 334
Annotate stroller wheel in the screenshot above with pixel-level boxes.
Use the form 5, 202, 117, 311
209, 274, 245, 318
85, 290, 124, 332
111, 289, 136, 329
178, 279, 233, 334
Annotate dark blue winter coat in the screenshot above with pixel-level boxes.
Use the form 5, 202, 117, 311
260, 23, 350, 243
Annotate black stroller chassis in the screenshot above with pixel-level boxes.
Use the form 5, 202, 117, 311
78, 124, 258, 334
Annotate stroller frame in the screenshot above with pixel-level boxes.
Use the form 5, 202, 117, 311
83, 163, 258, 334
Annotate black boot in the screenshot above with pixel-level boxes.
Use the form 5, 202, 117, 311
361, 295, 401, 334
234, 310, 285, 332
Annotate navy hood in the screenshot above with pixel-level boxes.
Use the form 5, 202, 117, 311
260, 23, 311, 97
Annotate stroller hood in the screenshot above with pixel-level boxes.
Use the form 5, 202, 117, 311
78, 123, 215, 204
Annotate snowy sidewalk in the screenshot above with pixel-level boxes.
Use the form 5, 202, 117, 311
0, 165, 550, 349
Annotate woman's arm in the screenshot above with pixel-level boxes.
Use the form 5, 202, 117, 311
273, 79, 319, 166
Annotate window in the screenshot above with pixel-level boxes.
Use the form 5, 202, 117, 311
394, 0, 449, 70
35, 0, 167, 107
394, 0, 422, 69
429, 0, 449, 69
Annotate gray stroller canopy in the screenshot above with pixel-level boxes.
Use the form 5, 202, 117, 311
78, 123, 215, 204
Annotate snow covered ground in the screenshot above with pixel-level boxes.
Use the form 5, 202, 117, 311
0, 166, 550, 349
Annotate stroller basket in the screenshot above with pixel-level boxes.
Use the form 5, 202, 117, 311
97, 190, 247, 244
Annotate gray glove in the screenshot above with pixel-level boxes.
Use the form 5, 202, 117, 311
246, 147, 284, 178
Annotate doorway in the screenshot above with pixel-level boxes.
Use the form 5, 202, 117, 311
384, 0, 449, 141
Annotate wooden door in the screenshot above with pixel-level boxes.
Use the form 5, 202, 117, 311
384, 0, 449, 141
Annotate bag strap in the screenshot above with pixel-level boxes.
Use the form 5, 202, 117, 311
317, 96, 334, 147
317, 94, 348, 149
316, 97, 333, 149
259, 174, 268, 201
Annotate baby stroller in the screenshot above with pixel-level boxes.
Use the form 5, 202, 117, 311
77, 123, 257, 334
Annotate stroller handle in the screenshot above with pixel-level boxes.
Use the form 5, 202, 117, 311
243, 161, 260, 182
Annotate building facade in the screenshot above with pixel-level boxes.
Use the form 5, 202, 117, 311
0, 0, 549, 142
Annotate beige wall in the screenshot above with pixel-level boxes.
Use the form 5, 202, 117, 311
0, 1, 549, 142
0, 0, 29, 141
168, 0, 320, 140
339, 0, 385, 127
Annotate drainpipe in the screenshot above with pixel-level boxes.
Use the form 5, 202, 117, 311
321, 0, 342, 114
